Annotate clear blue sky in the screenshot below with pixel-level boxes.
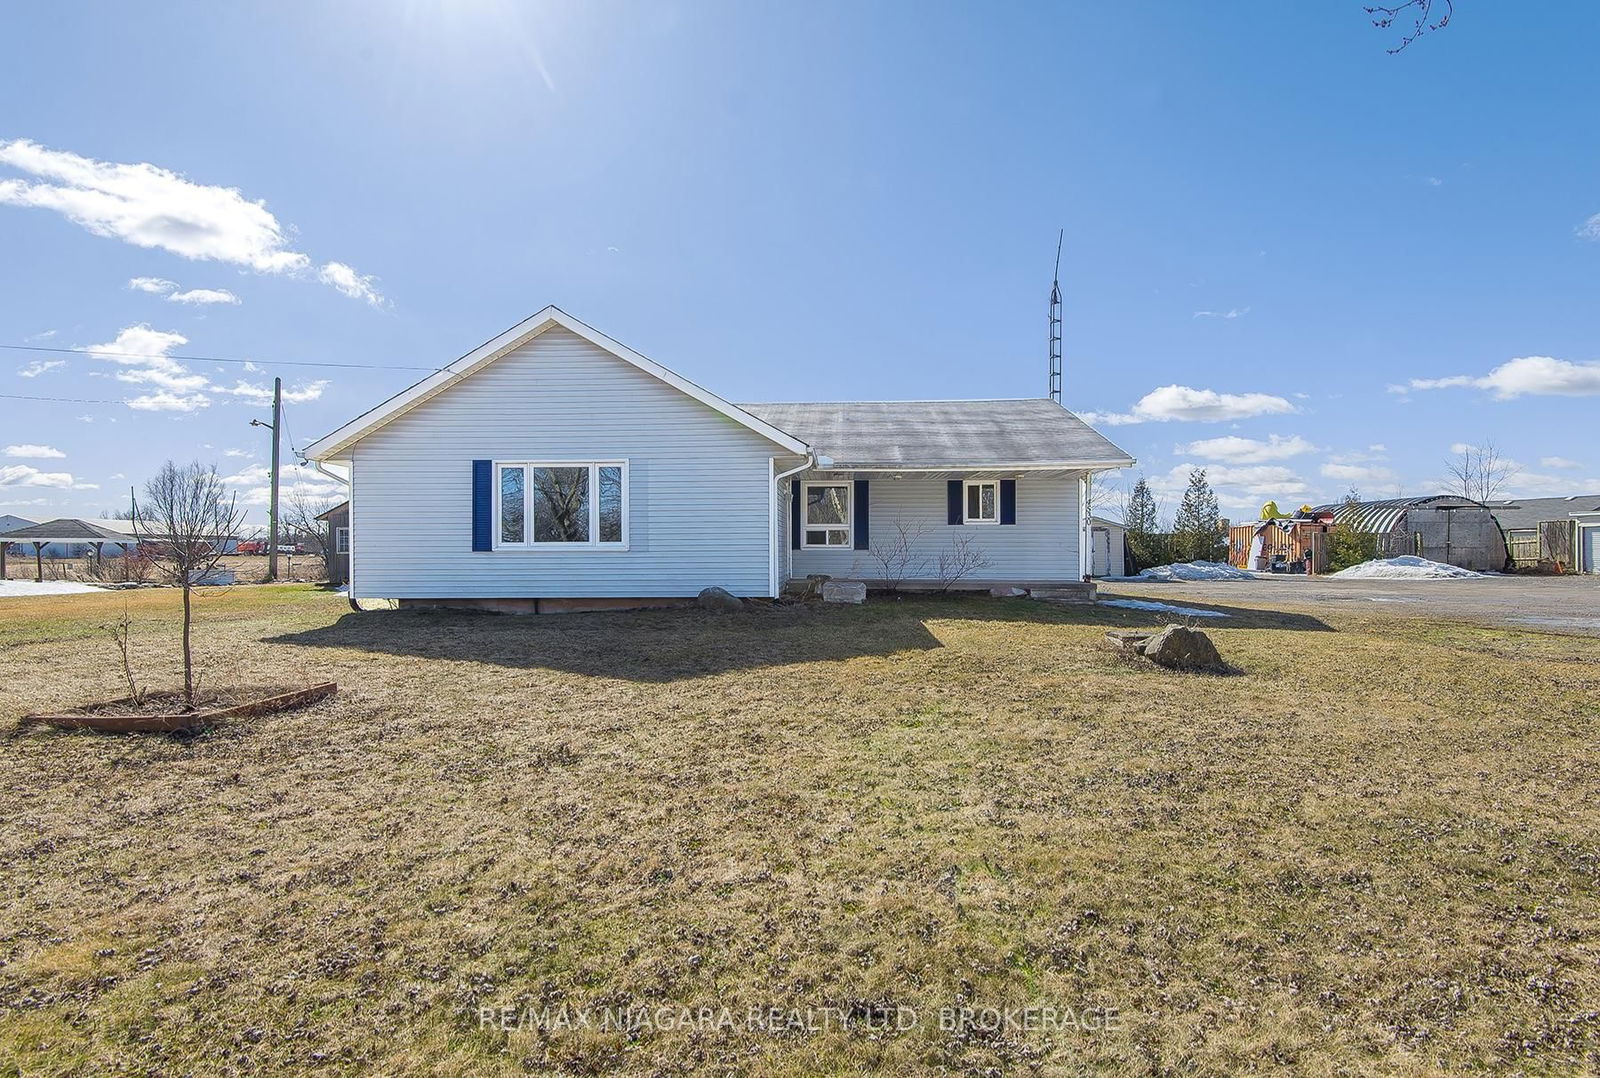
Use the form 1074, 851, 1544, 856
2, 1, 1598, 526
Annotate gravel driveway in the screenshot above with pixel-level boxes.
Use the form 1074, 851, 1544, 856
1102, 573, 1600, 636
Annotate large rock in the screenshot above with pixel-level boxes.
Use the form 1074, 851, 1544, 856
821, 580, 867, 604
1138, 624, 1225, 672
989, 585, 1029, 598
696, 586, 745, 612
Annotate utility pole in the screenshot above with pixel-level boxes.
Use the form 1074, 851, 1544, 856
251, 377, 283, 581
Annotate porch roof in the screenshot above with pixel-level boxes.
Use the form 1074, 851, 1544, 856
740, 399, 1134, 471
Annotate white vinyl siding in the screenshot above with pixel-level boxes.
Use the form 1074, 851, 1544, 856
350, 327, 781, 599
792, 473, 1083, 583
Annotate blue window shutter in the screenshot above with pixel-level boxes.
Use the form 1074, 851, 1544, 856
1000, 479, 1017, 525
947, 480, 963, 525
853, 479, 869, 550
472, 460, 492, 551
790, 479, 801, 550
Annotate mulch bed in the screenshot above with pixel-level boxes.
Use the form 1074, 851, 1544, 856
19, 682, 337, 734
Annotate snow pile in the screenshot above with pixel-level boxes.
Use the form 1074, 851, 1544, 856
1329, 556, 1484, 580
1122, 561, 1254, 582
0, 580, 105, 598
1100, 598, 1229, 618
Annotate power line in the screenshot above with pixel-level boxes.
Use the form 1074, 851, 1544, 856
0, 342, 440, 373
0, 391, 127, 405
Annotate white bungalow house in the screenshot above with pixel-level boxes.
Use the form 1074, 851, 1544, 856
304, 307, 1134, 609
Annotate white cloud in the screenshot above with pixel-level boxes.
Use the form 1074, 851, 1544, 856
167, 287, 240, 305
25, 329, 56, 341
318, 261, 384, 307
0, 139, 380, 302
1579, 213, 1600, 241
128, 276, 177, 294
1156, 462, 1308, 499
80, 323, 329, 412
1176, 434, 1317, 463
18, 359, 65, 377
0, 464, 95, 490
1193, 307, 1250, 320
221, 461, 345, 507
223, 447, 254, 458
1085, 385, 1297, 426
4, 444, 65, 459
1406, 356, 1600, 399
1320, 462, 1401, 489
1541, 456, 1583, 470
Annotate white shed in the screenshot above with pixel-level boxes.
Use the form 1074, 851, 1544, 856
1088, 515, 1126, 579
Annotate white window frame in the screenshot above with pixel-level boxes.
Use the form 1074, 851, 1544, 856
964, 479, 1000, 525
335, 526, 350, 554
800, 480, 852, 549
493, 460, 630, 551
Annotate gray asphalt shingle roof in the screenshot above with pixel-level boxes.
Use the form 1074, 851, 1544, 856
738, 399, 1134, 469
1483, 494, 1600, 531
0, 518, 138, 543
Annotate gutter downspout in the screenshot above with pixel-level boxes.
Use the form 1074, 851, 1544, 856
773, 451, 816, 596
306, 459, 358, 610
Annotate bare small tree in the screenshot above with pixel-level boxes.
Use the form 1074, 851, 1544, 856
1445, 441, 1519, 504
855, 515, 929, 592
283, 489, 343, 558
133, 461, 244, 708
935, 533, 992, 593
1366, 0, 1452, 53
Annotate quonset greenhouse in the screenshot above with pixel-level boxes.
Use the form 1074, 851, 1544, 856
1309, 495, 1508, 573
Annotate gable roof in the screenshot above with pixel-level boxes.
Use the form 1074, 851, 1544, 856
303, 306, 811, 461
1482, 494, 1600, 530
739, 399, 1134, 470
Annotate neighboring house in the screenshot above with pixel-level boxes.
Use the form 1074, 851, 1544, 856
1311, 495, 1508, 573
303, 307, 1134, 608
1087, 515, 1126, 578
318, 501, 351, 586
1485, 494, 1600, 572
0, 515, 143, 559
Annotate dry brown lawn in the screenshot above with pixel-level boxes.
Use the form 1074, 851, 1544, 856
2, 585, 1598, 1076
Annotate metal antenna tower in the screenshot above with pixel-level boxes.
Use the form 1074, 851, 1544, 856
1048, 230, 1063, 403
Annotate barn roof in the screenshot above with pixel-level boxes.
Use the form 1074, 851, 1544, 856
0, 518, 137, 543
1308, 495, 1490, 534
738, 399, 1134, 470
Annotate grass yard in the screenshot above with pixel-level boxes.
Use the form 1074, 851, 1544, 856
2, 586, 1598, 1075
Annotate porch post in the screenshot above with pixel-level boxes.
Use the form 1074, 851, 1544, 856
34, 542, 44, 582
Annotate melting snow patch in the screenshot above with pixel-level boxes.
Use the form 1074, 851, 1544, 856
1118, 561, 1255, 582
0, 580, 105, 598
1329, 556, 1484, 580
1101, 598, 1229, 618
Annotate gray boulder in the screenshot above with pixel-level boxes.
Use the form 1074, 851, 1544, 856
696, 586, 745, 612
1138, 624, 1225, 672
989, 585, 1029, 598
821, 580, 867, 604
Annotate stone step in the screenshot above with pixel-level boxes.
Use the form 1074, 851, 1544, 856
1030, 583, 1098, 603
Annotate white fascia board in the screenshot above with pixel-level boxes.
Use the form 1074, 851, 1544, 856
304, 306, 810, 461
839, 459, 1136, 472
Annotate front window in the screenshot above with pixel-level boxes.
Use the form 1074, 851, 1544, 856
965, 480, 998, 524
803, 482, 851, 548
335, 526, 350, 554
497, 462, 627, 548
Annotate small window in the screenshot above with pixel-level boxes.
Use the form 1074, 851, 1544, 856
335, 526, 350, 554
803, 482, 851, 548
495, 462, 627, 549
965, 480, 998, 524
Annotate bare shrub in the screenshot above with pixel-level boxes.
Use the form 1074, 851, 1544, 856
103, 603, 146, 706
935, 533, 992, 592
855, 515, 929, 592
